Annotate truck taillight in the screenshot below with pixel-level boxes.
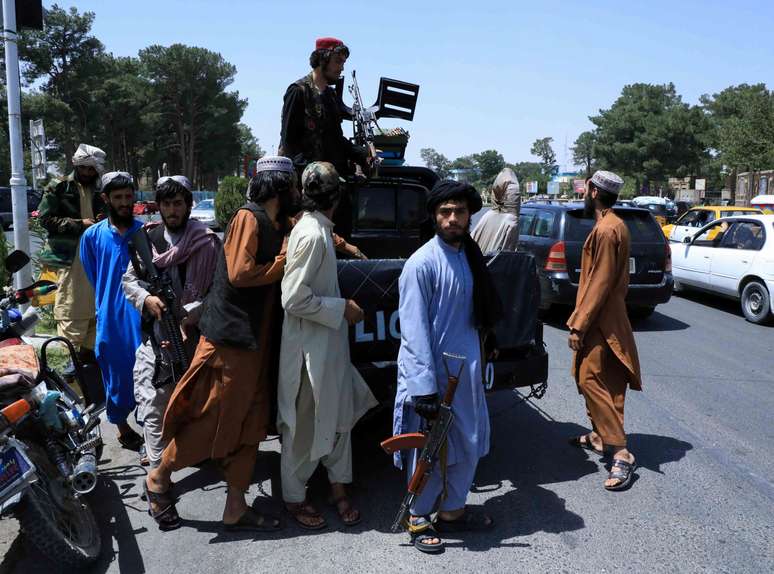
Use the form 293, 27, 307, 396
665, 241, 672, 273
545, 241, 567, 272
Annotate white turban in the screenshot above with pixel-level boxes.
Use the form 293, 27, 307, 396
157, 175, 192, 191
492, 168, 520, 212
72, 144, 106, 174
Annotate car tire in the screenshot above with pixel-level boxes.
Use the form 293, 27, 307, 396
740, 281, 773, 325
672, 278, 685, 294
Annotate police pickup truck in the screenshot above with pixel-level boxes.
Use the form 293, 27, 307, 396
334, 165, 549, 407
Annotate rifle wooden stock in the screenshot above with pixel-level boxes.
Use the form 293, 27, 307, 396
407, 459, 431, 494
380, 432, 427, 454
443, 375, 459, 406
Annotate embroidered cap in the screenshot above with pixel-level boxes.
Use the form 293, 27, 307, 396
590, 170, 624, 196
254, 156, 295, 175
157, 175, 192, 191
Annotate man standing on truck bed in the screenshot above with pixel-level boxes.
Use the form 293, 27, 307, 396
567, 170, 642, 491
278, 37, 370, 179
394, 180, 500, 554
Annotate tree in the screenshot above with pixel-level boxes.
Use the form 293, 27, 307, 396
472, 150, 505, 187
419, 147, 451, 178
571, 131, 596, 177
139, 44, 247, 185
215, 176, 248, 229
530, 137, 558, 180
508, 161, 543, 190
591, 83, 709, 192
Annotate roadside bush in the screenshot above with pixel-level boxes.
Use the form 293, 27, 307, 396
215, 176, 248, 230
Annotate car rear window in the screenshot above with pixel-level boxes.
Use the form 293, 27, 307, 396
565, 209, 664, 243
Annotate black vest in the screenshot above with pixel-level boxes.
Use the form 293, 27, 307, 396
198, 203, 282, 349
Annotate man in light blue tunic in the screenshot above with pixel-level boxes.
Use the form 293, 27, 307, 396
394, 180, 501, 553
80, 172, 144, 450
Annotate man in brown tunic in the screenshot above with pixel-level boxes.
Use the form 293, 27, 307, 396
567, 170, 642, 491
144, 156, 300, 531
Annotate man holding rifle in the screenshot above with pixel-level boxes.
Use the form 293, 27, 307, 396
122, 176, 220, 470
279, 37, 372, 179
392, 180, 500, 553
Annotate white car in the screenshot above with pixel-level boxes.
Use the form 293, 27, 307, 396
190, 199, 217, 229
671, 214, 774, 324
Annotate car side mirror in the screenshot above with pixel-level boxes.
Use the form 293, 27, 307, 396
683, 236, 692, 244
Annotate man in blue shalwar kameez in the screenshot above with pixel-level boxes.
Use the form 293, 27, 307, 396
394, 180, 501, 554
80, 172, 144, 450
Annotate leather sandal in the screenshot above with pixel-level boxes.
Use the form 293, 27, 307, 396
408, 515, 444, 554
224, 508, 282, 532
568, 434, 604, 455
285, 501, 327, 530
143, 480, 181, 531
329, 494, 361, 526
605, 457, 636, 491
434, 510, 494, 533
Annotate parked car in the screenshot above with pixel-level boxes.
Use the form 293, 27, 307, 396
515, 202, 673, 318
671, 214, 774, 324
631, 196, 677, 225
0, 187, 43, 229
133, 200, 158, 216
662, 206, 762, 243
190, 198, 217, 229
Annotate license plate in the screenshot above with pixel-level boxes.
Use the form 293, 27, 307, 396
629, 257, 636, 274
0, 444, 34, 500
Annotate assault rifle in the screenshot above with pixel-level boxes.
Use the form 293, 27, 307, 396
128, 229, 189, 386
348, 70, 381, 176
380, 352, 466, 532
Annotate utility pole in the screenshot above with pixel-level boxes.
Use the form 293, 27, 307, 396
2, 0, 33, 290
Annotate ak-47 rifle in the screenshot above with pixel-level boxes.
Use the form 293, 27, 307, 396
380, 352, 466, 533
348, 70, 381, 177
128, 229, 189, 386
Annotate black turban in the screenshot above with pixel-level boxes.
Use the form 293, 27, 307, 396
426, 180, 483, 215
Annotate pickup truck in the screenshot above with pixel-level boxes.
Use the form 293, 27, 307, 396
333, 165, 549, 407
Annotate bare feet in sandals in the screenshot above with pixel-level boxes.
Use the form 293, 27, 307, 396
330, 483, 360, 526
285, 501, 327, 530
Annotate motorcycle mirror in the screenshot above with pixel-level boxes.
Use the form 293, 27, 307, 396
4, 250, 30, 274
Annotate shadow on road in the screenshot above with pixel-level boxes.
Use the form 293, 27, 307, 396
540, 306, 689, 333
627, 433, 693, 475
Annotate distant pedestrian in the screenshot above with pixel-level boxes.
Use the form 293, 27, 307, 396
80, 172, 144, 451
567, 171, 641, 491
472, 167, 521, 253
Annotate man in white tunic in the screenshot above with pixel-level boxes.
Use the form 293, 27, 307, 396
278, 161, 377, 529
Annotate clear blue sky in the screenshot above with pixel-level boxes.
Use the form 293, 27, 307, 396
46, 0, 773, 170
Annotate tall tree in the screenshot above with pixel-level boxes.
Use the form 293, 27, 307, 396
419, 147, 451, 178
571, 131, 596, 177
530, 137, 558, 180
591, 83, 709, 192
472, 149, 505, 187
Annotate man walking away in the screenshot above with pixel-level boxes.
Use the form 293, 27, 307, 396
471, 167, 521, 253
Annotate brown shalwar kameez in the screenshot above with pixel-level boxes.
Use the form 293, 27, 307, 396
161, 210, 285, 491
568, 209, 642, 448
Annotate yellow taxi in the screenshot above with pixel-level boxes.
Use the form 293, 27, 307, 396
662, 206, 762, 242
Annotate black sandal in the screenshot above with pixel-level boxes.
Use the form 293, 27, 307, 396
118, 429, 144, 451
408, 516, 444, 554
143, 481, 182, 531
605, 457, 636, 491
224, 508, 282, 532
569, 434, 604, 455
434, 510, 494, 533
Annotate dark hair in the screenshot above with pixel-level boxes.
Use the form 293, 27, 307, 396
309, 45, 350, 69
155, 179, 193, 207
102, 175, 135, 195
590, 184, 617, 208
248, 170, 296, 204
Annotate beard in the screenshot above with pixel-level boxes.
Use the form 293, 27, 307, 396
162, 210, 190, 233
75, 171, 98, 186
583, 193, 595, 218
108, 203, 134, 228
437, 222, 470, 245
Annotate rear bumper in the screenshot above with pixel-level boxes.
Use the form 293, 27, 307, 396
539, 271, 674, 308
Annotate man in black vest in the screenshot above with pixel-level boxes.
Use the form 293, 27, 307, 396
144, 157, 297, 532
279, 37, 370, 179
123, 176, 220, 470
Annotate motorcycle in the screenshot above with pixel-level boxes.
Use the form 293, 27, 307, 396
0, 250, 103, 568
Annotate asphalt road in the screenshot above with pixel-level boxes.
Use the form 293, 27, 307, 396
2, 291, 773, 574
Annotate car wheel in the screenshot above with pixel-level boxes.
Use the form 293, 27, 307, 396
740, 281, 773, 325
673, 278, 685, 294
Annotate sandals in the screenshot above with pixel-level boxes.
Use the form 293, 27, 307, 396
434, 510, 494, 533
408, 515, 444, 554
329, 495, 361, 527
118, 429, 145, 451
569, 433, 604, 455
143, 480, 181, 531
224, 508, 282, 532
285, 501, 328, 530
605, 457, 636, 491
